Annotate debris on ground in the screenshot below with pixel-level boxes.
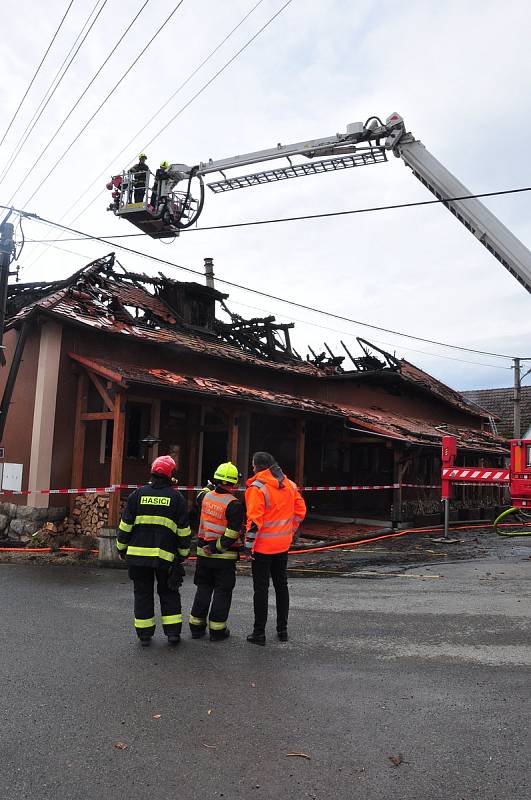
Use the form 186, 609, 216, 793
286, 752, 311, 760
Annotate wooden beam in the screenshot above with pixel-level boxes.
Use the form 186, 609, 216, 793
70, 373, 87, 512
108, 391, 126, 527
392, 448, 405, 527
295, 418, 306, 487
87, 370, 115, 412
81, 412, 114, 421
187, 405, 202, 489
228, 411, 239, 464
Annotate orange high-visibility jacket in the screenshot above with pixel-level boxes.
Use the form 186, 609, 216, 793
197, 490, 241, 560
245, 467, 306, 554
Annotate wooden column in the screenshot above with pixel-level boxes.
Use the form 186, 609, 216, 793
392, 447, 404, 528
108, 391, 126, 527
228, 411, 239, 464
295, 418, 306, 487
70, 373, 87, 512
187, 404, 202, 489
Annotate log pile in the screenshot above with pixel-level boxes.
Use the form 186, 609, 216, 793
31, 495, 110, 545
67, 494, 109, 536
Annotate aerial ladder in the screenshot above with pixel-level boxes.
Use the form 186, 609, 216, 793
107, 112, 531, 293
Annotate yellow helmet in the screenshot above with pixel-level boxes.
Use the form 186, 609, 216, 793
213, 462, 240, 485
138, 153, 147, 160
160, 160, 170, 169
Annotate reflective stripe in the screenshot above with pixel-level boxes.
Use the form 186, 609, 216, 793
249, 480, 270, 509
201, 522, 226, 534
189, 615, 206, 625
119, 520, 133, 533
261, 518, 292, 528
116, 540, 127, 551
161, 614, 182, 625
127, 546, 174, 562
197, 547, 237, 560
135, 617, 156, 629
223, 528, 240, 539
177, 526, 191, 538
205, 492, 233, 507
257, 530, 292, 539
216, 538, 223, 553
133, 515, 178, 534
209, 620, 227, 631
178, 547, 190, 557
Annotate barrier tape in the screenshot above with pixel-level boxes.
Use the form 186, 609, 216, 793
0, 482, 444, 497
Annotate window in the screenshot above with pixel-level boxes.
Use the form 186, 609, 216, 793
101, 402, 152, 462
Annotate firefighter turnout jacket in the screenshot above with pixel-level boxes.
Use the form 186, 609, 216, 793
117, 481, 191, 567
245, 466, 306, 554
197, 486, 244, 560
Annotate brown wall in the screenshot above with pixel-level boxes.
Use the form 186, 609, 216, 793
0, 325, 40, 501
3, 315, 485, 500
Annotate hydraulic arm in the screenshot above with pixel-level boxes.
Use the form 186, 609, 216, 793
106, 113, 531, 293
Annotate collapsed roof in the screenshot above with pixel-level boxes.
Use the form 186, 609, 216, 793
7, 253, 491, 422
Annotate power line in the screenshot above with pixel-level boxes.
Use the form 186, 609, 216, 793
223, 297, 513, 370
0, 0, 103, 183
49, 0, 267, 227
5, 1, 151, 202
13, 1, 187, 208
0, 0, 75, 149
0, 0, 109, 187
141, 0, 295, 152
23, 185, 531, 242
19, 0, 293, 271
4, 202, 525, 360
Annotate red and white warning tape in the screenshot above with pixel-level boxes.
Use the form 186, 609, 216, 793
0, 481, 443, 497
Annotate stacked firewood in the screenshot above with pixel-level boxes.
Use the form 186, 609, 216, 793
66, 495, 109, 536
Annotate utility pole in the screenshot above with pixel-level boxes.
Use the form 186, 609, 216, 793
0, 216, 15, 361
513, 357, 521, 439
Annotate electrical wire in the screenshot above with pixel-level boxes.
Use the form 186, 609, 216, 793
52, 0, 267, 226
3, 201, 526, 360
219, 297, 513, 370
12, 1, 187, 208
0, 0, 75, 149
142, 0, 295, 152
0, 0, 109, 187
21, 0, 292, 269
4, 1, 152, 201
22, 185, 531, 243
0, 0, 102, 183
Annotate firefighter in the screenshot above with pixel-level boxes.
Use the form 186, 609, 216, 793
150, 160, 170, 210
130, 153, 150, 203
189, 462, 244, 641
245, 451, 306, 646
116, 455, 191, 647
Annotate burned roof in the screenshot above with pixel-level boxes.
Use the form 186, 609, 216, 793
69, 353, 508, 454
7, 254, 325, 377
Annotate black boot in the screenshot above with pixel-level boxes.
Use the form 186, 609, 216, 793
190, 627, 206, 639
139, 637, 152, 648
210, 628, 230, 642
246, 632, 266, 646
167, 634, 181, 646
277, 629, 288, 642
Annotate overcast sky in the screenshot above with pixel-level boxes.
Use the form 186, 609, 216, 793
1, 0, 530, 391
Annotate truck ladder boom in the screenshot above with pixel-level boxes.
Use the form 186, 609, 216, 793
397, 136, 531, 293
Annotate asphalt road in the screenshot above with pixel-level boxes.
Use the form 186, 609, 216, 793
1, 550, 530, 800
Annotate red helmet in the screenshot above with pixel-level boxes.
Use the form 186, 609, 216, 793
150, 455, 176, 479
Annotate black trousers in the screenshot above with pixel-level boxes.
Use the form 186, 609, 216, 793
190, 558, 236, 633
128, 565, 182, 639
251, 551, 289, 634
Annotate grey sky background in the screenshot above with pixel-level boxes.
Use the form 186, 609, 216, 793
1, 0, 530, 391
